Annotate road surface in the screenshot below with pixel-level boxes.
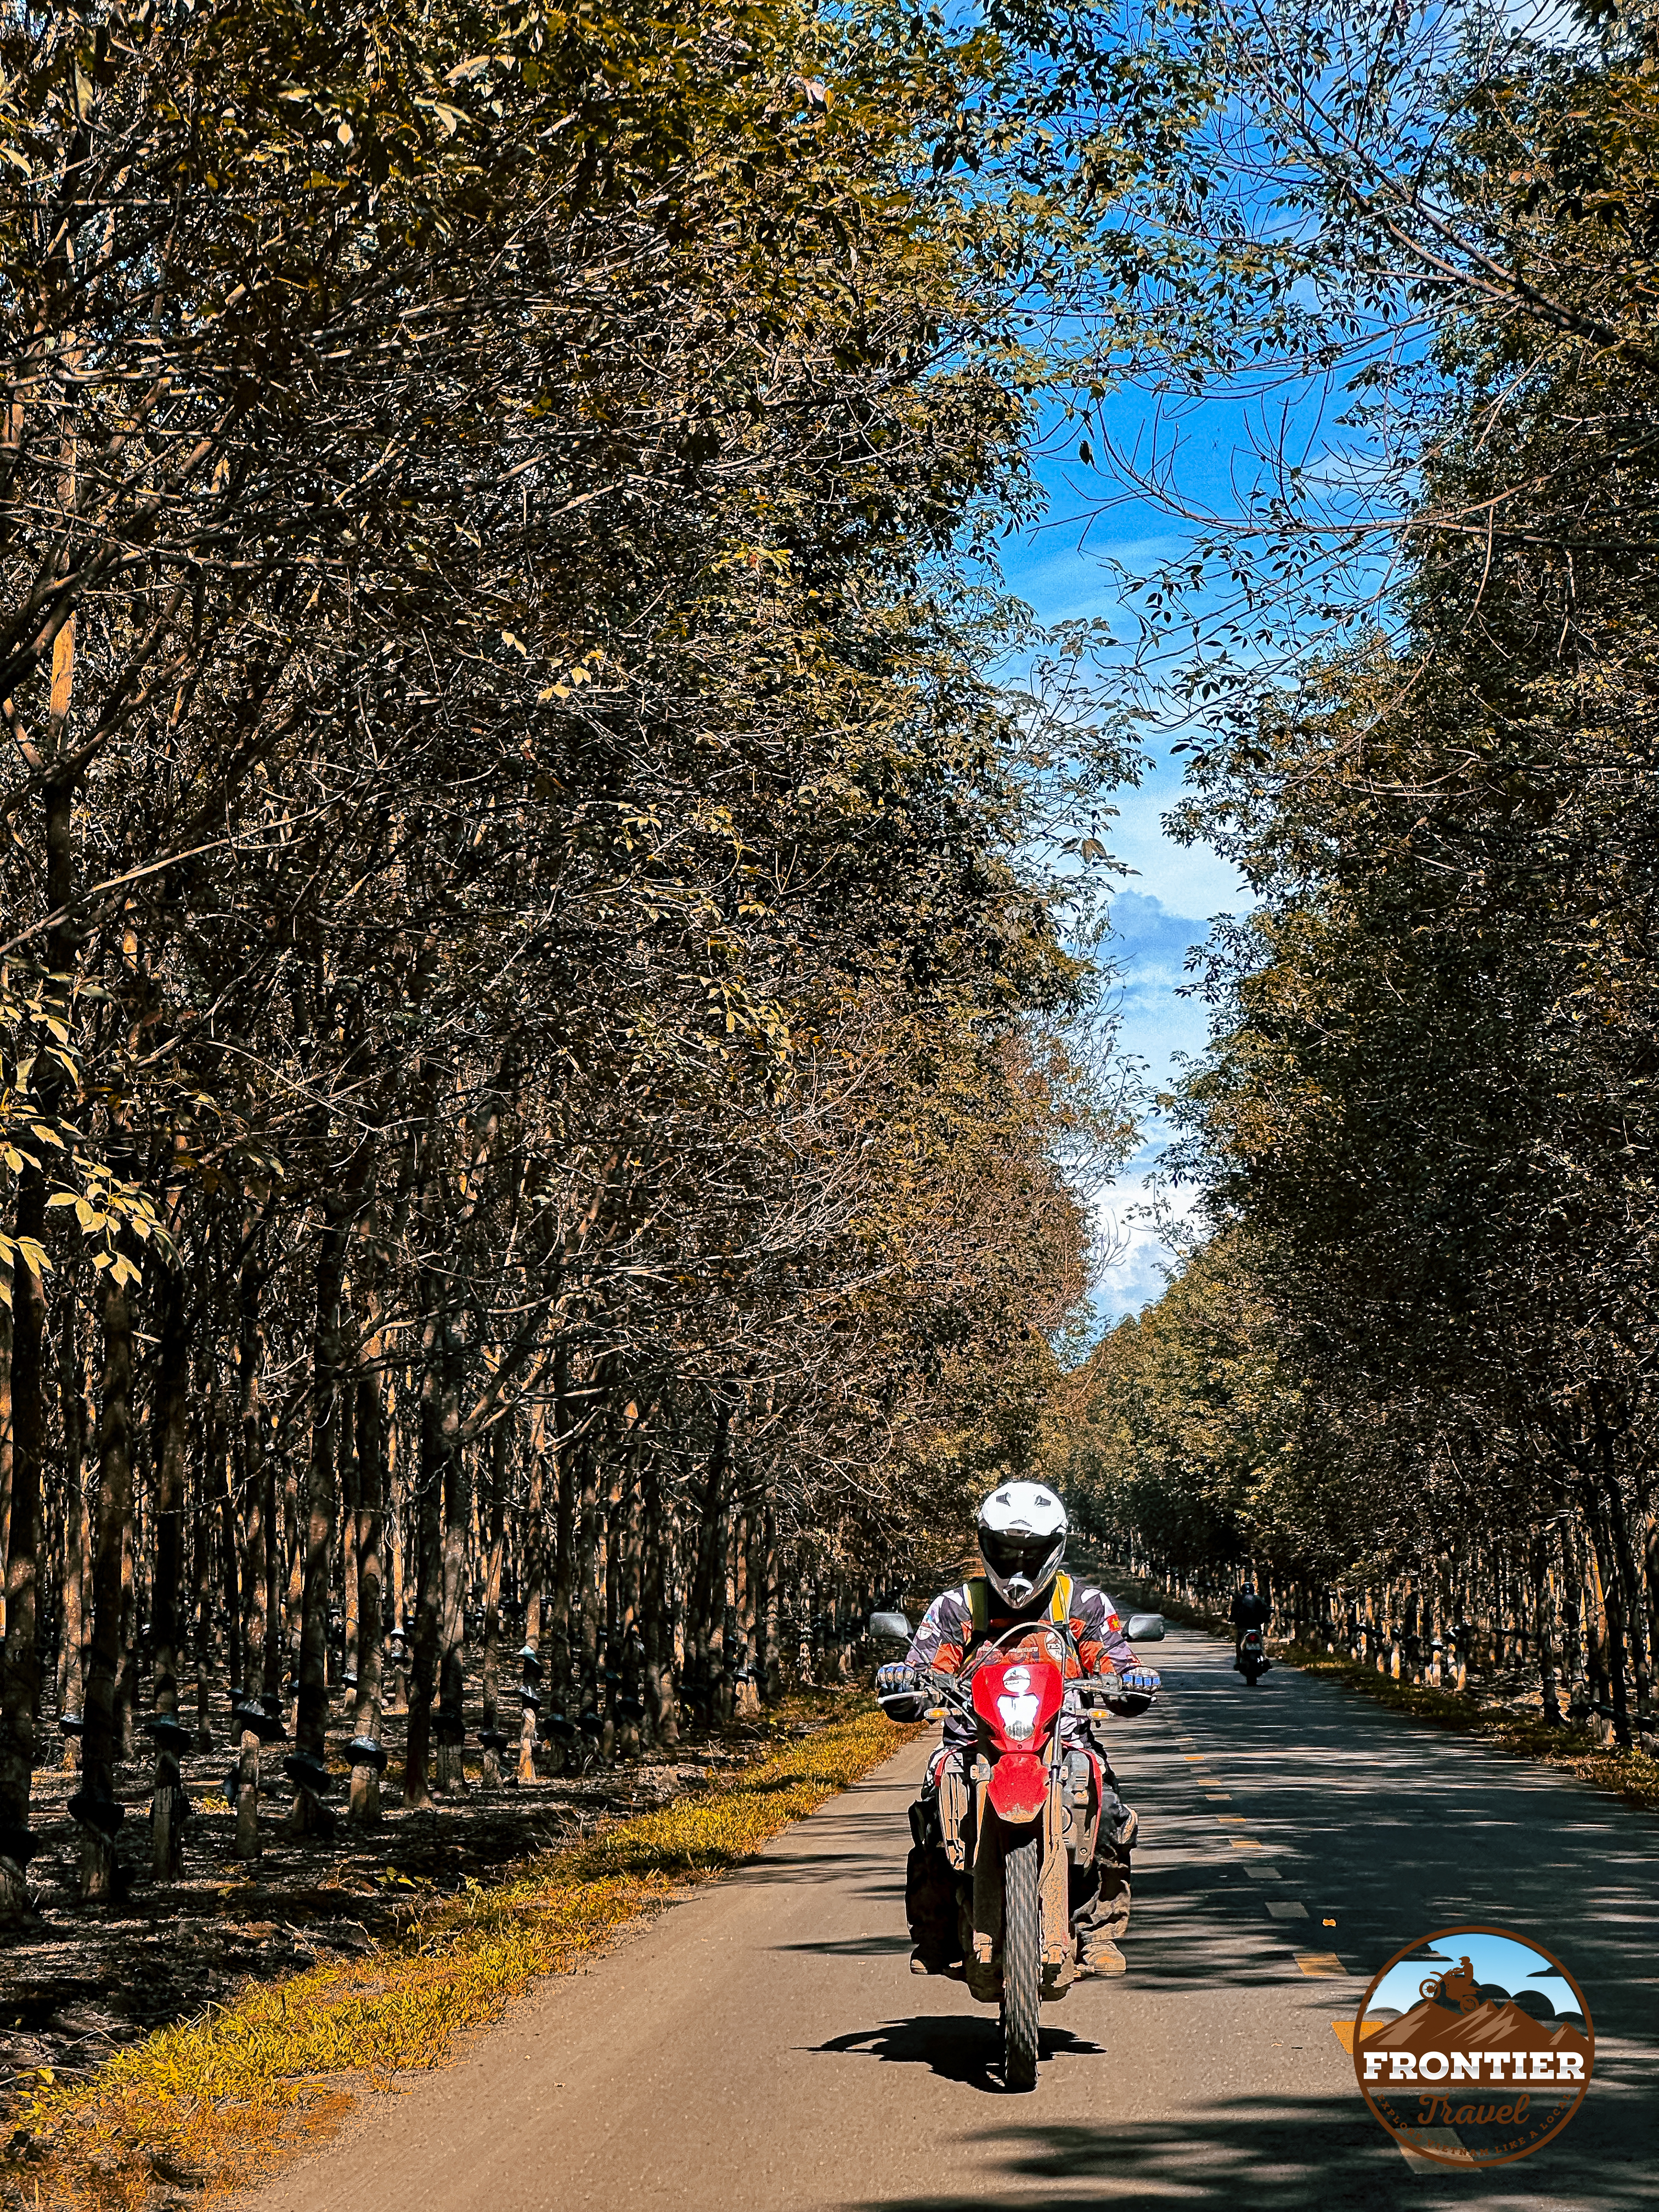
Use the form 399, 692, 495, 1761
252, 1628, 1657, 2211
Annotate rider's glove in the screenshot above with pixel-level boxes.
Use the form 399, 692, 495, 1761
876, 1662, 916, 1697
1119, 1668, 1161, 1695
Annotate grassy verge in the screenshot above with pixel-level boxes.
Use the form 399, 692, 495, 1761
8, 1697, 915, 2211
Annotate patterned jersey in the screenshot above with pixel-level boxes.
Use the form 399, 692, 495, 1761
904, 1572, 1142, 1681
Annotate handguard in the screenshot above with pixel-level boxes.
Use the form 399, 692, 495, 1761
1075, 1668, 1160, 1712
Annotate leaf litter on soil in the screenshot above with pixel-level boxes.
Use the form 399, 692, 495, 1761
4, 1700, 916, 2211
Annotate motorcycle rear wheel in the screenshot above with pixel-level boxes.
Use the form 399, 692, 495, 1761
1001, 1830, 1041, 2092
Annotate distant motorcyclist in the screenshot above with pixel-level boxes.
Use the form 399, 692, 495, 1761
877, 1481, 1158, 1981
1231, 1580, 1271, 1669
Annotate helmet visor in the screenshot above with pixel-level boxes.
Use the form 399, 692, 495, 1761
979, 1528, 1063, 1592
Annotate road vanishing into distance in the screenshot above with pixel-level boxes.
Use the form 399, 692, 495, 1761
252, 1629, 1657, 2212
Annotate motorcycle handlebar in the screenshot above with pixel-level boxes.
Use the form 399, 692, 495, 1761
881, 1665, 1156, 1713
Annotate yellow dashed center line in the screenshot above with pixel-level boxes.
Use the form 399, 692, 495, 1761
1296, 1951, 1347, 1976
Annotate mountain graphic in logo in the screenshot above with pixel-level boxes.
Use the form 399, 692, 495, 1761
1351, 1927, 1594, 2169
1365, 1996, 1590, 2061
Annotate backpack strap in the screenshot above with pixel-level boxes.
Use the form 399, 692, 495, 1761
967, 1576, 989, 1634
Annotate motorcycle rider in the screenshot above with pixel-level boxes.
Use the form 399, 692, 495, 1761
1231, 1579, 1271, 1669
877, 1481, 1159, 1981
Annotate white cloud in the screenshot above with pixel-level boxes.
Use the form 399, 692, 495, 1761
1092, 1147, 1199, 1324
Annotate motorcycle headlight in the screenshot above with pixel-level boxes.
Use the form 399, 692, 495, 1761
996, 1692, 1039, 1742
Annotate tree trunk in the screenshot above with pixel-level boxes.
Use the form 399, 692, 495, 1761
59, 1286, 92, 1769
436, 1422, 471, 1793
1533, 1530, 1562, 1725
80, 1272, 136, 1901
349, 1294, 388, 1825
290, 1208, 346, 1838
407, 1302, 454, 1811
481, 1419, 506, 1787
1600, 1464, 1652, 1728
234, 1242, 268, 1857
1584, 1491, 1630, 1750
0, 1171, 47, 1920
548, 1356, 577, 1762
576, 1434, 602, 1753
148, 1261, 190, 1878
642, 1452, 678, 1749
517, 1405, 546, 1781
282, 1438, 303, 1729
690, 1406, 730, 1728
762, 1502, 781, 1705
386, 1369, 409, 1714
616, 1454, 642, 1757
196, 1347, 233, 1751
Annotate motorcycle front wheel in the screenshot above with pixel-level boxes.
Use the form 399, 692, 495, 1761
1001, 1829, 1041, 2092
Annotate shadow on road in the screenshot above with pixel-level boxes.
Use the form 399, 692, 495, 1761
827, 2087, 1648, 2211
775, 1933, 912, 1956
812, 2017, 1105, 2095
1114, 1635, 1659, 2042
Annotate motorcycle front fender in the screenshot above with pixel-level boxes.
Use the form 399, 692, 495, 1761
967, 1766, 1073, 1993
986, 1751, 1048, 1825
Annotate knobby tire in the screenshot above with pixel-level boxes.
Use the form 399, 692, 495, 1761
1001, 1828, 1041, 2092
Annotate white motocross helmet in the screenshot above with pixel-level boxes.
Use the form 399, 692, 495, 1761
976, 1481, 1068, 1609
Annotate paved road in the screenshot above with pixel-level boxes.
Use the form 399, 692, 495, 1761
253, 1629, 1657, 2212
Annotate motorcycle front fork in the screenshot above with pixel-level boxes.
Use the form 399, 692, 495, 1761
940, 1748, 1098, 1996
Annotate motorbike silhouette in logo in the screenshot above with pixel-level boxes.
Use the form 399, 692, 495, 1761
1418, 1956, 1480, 2016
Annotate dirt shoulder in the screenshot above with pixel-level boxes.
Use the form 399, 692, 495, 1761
2, 1695, 912, 2212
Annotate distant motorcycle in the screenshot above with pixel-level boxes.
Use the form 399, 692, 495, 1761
1235, 1626, 1270, 1686
879, 1622, 1154, 2090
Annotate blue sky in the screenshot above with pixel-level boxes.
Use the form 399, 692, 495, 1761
1002, 430, 1249, 1325
1364, 1933, 1585, 2026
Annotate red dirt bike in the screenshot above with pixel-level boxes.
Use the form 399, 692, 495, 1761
885, 1622, 1154, 2090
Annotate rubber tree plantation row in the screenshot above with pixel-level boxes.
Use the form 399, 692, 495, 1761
0, 0, 1163, 1916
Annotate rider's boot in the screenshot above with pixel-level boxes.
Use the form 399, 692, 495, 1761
1077, 1933, 1127, 1976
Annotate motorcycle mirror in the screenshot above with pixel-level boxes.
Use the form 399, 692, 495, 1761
868, 1610, 912, 1641
1125, 1612, 1166, 1641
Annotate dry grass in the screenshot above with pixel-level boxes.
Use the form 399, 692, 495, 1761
5, 1699, 913, 2212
